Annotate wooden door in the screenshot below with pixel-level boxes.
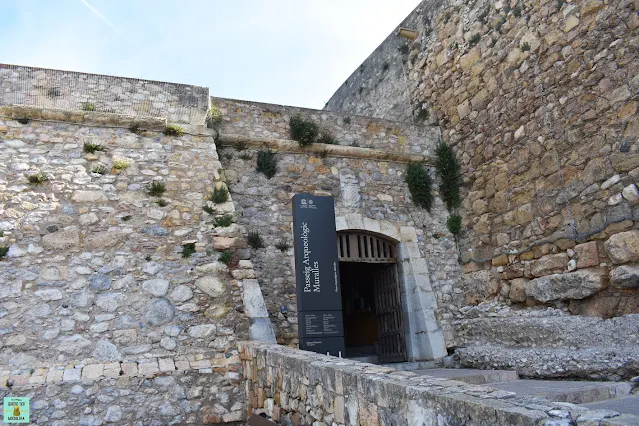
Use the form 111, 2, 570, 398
373, 264, 407, 363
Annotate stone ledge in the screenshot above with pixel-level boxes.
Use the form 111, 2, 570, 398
0, 352, 241, 389
218, 133, 436, 165
240, 342, 639, 425
1, 104, 167, 130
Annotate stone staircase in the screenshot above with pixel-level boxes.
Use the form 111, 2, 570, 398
411, 368, 639, 417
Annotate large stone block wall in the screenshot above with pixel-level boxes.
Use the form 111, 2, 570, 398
0, 107, 254, 423
327, 0, 639, 318
240, 341, 639, 426
214, 99, 463, 348
0, 64, 210, 125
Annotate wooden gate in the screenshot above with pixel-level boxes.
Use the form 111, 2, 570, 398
337, 231, 407, 363
373, 264, 407, 363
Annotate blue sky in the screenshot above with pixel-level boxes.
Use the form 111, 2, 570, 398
0, 0, 421, 108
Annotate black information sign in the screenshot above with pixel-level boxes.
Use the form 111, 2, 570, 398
292, 194, 345, 356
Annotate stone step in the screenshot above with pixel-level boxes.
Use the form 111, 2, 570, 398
412, 368, 519, 385
456, 345, 639, 380
489, 379, 633, 404
379, 361, 439, 371
581, 395, 639, 417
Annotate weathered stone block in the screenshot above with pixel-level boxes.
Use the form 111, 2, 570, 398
462, 270, 500, 305
574, 241, 601, 269
526, 268, 607, 302
530, 253, 568, 277
509, 278, 529, 302
604, 230, 639, 264
42, 229, 80, 251
195, 276, 227, 298
609, 264, 639, 289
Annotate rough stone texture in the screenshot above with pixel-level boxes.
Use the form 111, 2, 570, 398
605, 231, 639, 264
610, 265, 639, 289
0, 64, 210, 125
0, 352, 245, 425
218, 129, 460, 347
526, 269, 608, 302
326, 0, 639, 318
241, 342, 639, 425
0, 116, 250, 368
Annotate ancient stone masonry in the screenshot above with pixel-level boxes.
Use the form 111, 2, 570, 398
240, 341, 639, 426
214, 97, 461, 350
326, 0, 639, 351
0, 64, 210, 125
0, 105, 259, 423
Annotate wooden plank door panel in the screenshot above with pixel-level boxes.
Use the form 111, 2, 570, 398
374, 264, 406, 363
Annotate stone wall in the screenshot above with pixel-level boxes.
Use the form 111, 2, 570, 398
326, 0, 639, 319
240, 341, 639, 426
1, 351, 244, 424
0, 64, 210, 125
214, 98, 463, 351
0, 106, 254, 423
212, 97, 441, 157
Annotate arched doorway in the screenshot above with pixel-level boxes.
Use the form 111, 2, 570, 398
337, 231, 407, 363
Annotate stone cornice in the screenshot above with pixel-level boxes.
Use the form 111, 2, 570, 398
217, 134, 436, 165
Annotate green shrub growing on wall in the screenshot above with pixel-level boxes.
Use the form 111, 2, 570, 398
256, 149, 277, 179
207, 105, 223, 128
218, 249, 233, 265
209, 186, 229, 204
182, 243, 196, 258
435, 141, 461, 211
27, 172, 49, 185
405, 163, 433, 212
164, 124, 184, 137
290, 115, 319, 147
81, 102, 96, 111
0, 246, 9, 259
248, 231, 264, 249
468, 33, 481, 48
148, 180, 166, 197
447, 215, 462, 236
213, 214, 234, 227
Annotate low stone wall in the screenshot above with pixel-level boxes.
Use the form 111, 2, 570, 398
0, 64, 210, 125
1, 351, 245, 424
212, 97, 441, 157
240, 342, 639, 425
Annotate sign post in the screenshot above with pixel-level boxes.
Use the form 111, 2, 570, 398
292, 193, 345, 356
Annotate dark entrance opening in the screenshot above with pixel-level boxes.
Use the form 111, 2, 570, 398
337, 232, 407, 363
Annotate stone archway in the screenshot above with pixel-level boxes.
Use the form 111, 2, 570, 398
335, 214, 447, 361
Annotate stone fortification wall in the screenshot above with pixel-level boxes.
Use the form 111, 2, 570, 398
324, 0, 441, 123
214, 99, 462, 348
0, 64, 210, 125
326, 0, 639, 319
212, 97, 441, 157
0, 106, 254, 423
239, 341, 639, 426
1, 351, 244, 424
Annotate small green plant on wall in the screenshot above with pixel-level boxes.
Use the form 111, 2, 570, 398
182, 243, 196, 259
91, 164, 108, 175
82, 102, 96, 111
164, 124, 184, 137
113, 160, 130, 170
28, 172, 49, 185
209, 186, 229, 204
213, 214, 234, 227
207, 104, 223, 129
248, 231, 264, 249
0, 246, 8, 259
218, 249, 233, 265
436, 141, 461, 212
256, 149, 277, 179
148, 180, 166, 197
405, 163, 433, 212
447, 214, 462, 236
290, 115, 319, 147
83, 141, 107, 154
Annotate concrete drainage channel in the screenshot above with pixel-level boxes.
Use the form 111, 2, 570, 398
410, 368, 639, 417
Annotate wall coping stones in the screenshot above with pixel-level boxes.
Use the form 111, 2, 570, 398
240, 342, 639, 425
217, 133, 436, 165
